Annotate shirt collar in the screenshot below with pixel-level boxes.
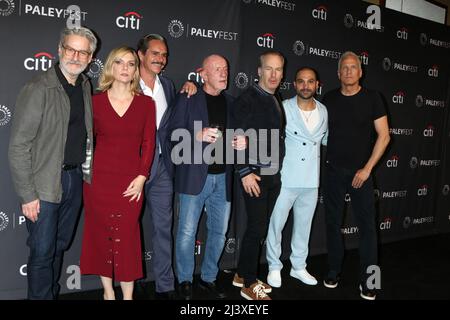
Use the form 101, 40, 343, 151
140, 75, 161, 93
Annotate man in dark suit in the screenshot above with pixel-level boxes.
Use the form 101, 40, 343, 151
137, 34, 196, 300
168, 54, 244, 300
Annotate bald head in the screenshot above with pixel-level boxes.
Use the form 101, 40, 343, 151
200, 54, 228, 96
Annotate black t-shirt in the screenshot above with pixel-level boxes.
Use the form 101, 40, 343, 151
205, 92, 227, 174
322, 87, 386, 169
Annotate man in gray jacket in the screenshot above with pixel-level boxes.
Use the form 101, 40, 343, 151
8, 27, 97, 300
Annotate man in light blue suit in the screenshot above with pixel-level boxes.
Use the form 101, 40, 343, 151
266, 67, 328, 288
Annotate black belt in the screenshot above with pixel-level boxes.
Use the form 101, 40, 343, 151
62, 164, 78, 171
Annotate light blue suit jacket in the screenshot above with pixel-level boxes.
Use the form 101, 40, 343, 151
280, 96, 328, 188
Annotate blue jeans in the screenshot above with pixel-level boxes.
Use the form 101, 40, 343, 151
175, 173, 231, 283
26, 167, 83, 299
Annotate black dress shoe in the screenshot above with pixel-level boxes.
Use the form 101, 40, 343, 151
198, 279, 227, 299
155, 290, 177, 300
323, 276, 340, 288
359, 284, 376, 300
178, 281, 192, 300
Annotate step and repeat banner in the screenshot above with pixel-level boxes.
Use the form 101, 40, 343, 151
0, 0, 449, 298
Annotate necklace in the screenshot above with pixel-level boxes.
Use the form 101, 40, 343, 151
300, 108, 314, 123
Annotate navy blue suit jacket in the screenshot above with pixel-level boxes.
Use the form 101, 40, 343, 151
147, 75, 176, 183
168, 88, 234, 201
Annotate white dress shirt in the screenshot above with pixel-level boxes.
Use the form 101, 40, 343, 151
140, 76, 168, 129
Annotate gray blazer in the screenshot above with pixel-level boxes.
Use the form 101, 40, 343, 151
8, 67, 93, 204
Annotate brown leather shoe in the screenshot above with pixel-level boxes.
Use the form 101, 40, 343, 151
232, 273, 272, 293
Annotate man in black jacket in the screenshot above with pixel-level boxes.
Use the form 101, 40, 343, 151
230, 50, 286, 300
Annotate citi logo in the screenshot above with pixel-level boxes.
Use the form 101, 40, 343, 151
386, 155, 399, 167
312, 5, 327, 20
423, 125, 434, 137
116, 11, 142, 30
359, 51, 369, 65
24, 52, 54, 71
427, 65, 439, 78
257, 33, 275, 48
417, 185, 428, 196
397, 27, 408, 40
392, 91, 405, 104
187, 71, 204, 84
380, 218, 392, 230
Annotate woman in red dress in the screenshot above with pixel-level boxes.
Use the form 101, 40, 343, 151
80, 46, 155, 300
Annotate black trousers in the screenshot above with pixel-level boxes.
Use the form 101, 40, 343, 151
324, 163, 378, 286
237, 172, 281, 287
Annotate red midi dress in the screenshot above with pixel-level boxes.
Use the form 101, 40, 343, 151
80, 91, 155, 281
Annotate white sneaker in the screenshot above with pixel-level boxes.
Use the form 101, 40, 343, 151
290, 268, 318, 285
267, 270, 282, 288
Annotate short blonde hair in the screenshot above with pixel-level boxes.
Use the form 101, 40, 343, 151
98, 46, 141, 94
338, 51, 362, 71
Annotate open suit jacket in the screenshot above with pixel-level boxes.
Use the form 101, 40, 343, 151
168, 88, 234, 201
146, 75, 176, 183
281, 96, 328, 188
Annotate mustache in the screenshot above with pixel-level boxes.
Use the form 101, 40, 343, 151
65, 60, 83, 66
151, 62, 164, 66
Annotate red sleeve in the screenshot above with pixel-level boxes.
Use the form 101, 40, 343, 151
139, 96, 156, 177
91, 93, 103, 138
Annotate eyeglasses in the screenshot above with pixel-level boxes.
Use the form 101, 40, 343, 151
62, 44, 91, 59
